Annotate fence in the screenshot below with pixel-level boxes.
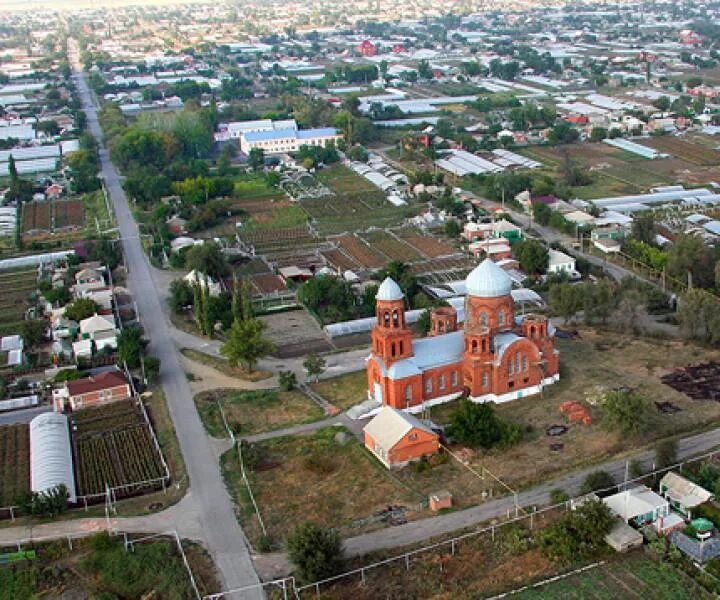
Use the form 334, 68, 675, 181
0, 527, 201, 600
205, 446, 720, 599
215, 396, 267, 539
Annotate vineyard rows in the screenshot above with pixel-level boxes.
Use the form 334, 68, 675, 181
71, 400, 166, 497
0, 424, 30, 506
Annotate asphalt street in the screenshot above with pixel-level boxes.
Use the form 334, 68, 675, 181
68, 39, 263, 599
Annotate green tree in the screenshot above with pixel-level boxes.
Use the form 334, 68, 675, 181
143, 356, 161, 383
64, 298, 99, 322
549, 282, 583, 323
540, 499, 613, 564
8, 154, 18, 181
287, 522, 343, 583
185, 241, 230, 280
589, 127, 607, 142
447, 400, 520, 449
279, 370, 297, 391
220, 317, 275, 372
20, 319, 46, 348
632, 213, 656, 246
169, 279, 194, 313
303, 353, 326, 382
248, 147, 265, 170
514, 239, 549, 274
580, 470, 616, 495
117, 326, 144, 369
601, 389, 648, 435
582, 280, 615, 325
655, 439, 678, 470
532, 201, 552, 226
667, 234, 716, 288
444, 219, 462, 238
376, 261, 418, 306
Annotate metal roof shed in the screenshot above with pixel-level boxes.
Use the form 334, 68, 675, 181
30, 412, 76, 502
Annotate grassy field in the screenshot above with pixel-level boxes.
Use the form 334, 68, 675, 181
194, 388, 324, 437
224, 427, 426, 546
180, 348, 272, 382
0, 533, 218, 600
311, 370, 368, 410
514, 553, 711, 599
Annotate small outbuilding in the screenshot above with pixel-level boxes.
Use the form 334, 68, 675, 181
603, 486, 682, 533
605, 519, 644, 552
364, 406, 439, 469
659, 472, 713, 518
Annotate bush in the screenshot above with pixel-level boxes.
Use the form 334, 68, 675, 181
278, 370, 297, 391
287, 522, 343, 583
601, 390, 649, 435
447, 400, 521, 449
580, 470, 616, 496
550, 489, 570, 504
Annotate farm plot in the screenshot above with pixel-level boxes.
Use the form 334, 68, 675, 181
320, 248, 361, 272
661, 361, 720, 401
640, 137, 720, 166
0, 423, 30, 507
333, 234, 387, 269
250, 273, 287, 295
53, 200, 83, 230
396, 229, 458, 258
514, 553, 710, 599
0, 269, 36, 337
359, 230, 423, 262
238, 225, 319, 254
21, 202, 50, 233
70, 400, 166, 498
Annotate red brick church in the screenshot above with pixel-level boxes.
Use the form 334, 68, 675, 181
366, 259, 559, 411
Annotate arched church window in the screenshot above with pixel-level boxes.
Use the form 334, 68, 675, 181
508, 358, 514, 375
391, 343, 396, 357
392, 309, 399, 327
451, 371, 458, 387
523, 356, 529, 372
383, 312, 390, 326
482, 373, 489, 388
516, 354, 522, 372
471, 340, 478, 353
399, 341, 404, 355
479, 311, 488, 327
405, 384, 412, 401
498, 310, 505, 326
425, 378, 433, 395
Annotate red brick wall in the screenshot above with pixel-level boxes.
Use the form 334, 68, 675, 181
365, 428, 439, 467
71, 384, 130, 409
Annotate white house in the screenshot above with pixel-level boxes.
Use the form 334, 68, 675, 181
603, 486, 683, 533
239, 126, 342, 155
184, 270, 222, 296
547, 249, 577, 276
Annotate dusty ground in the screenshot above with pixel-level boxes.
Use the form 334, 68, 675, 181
179, 354, 276, 394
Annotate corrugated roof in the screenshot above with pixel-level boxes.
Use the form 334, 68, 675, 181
66, 370, 127, 396
364, 406, 435, 450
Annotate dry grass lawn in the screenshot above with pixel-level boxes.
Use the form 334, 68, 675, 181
194, 388, 324, 438
224, 427, 425, 546
311, 371, 368, 410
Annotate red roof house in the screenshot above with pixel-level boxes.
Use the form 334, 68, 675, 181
358, 40, 377, 57
53, 370, 131, 412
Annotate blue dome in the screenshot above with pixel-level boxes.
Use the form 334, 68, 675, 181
465, 259, 512, 298
376, 277, 404, 301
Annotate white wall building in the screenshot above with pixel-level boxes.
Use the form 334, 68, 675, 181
547, 249, 576, 275
239, 126, 342, 155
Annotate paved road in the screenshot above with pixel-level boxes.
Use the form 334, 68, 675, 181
0, 405, 51, 425
68, 39, 262, 599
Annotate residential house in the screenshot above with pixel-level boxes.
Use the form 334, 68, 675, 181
52, 369, 131, 411
364, 406, 439, 469
547, 249, 577, 276
1, 334, 24, 367
184, 270, 222, 296
75, 313, 118, 357
462, 219, 522, 242
659, 472, 713, 518
468, 238, 512, 261
357, 40, 377, 57
603, 486, 683, 533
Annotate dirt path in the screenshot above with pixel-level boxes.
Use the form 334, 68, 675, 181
179, 355, 278, 395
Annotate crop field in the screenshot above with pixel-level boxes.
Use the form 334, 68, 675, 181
250, 273, 287, 295
359, 230, 423, 262
514, 553, 711, 599
21, 200, 83, 236
0, 424, 29, 507
333, 234, 387, 269
320, 247, 361, 271
70, 400, 166, 498
0, 269, 36, 337
237, 225, 319, 254
640, 136, 720, 166
396, 229, 458, 258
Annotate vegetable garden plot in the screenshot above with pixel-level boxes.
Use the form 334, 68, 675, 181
661, 361, 720, 401
70, 400, 166, 498
0, 423, 30, 506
